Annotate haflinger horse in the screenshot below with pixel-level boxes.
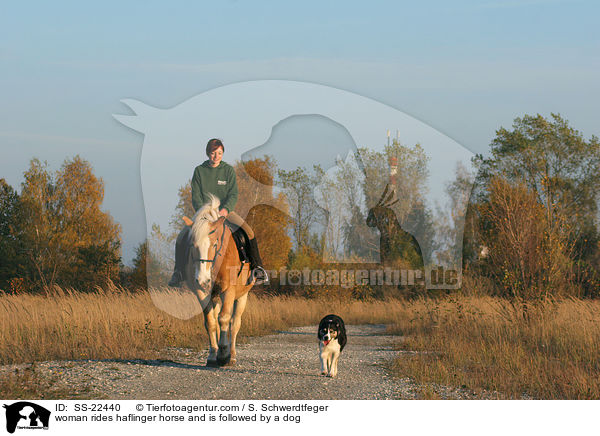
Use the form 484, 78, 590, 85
182, 194, 254, 367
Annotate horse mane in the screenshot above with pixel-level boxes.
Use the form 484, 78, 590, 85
190, 194, 221, 245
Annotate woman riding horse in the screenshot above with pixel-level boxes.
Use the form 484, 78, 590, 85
168, 138, 269, 287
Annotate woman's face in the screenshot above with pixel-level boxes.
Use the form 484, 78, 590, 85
208, 147, 224, 167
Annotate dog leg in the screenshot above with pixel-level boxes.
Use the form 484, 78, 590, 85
330, 351, 340, 377
326, 353, 334, 377
319, 346, 327, 375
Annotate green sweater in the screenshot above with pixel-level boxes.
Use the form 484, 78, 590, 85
191, 160, 238, 212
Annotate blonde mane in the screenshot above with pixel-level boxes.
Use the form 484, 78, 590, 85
190, 194, 221, 245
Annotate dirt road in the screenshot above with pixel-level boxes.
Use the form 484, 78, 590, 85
14, 325, 475, 399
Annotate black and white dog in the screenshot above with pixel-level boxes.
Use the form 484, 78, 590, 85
318, 314, 347, 377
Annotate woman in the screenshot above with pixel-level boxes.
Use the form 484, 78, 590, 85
168, 138, 269, 286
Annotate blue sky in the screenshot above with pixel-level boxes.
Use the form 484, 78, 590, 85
1, 0, 599, 263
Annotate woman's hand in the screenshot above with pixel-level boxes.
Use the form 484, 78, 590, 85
219, 208, 229, 217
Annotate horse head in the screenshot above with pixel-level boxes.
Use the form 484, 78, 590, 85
188, 194, 226, 290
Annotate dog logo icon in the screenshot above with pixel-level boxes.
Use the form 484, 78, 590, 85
3, 402, 51, 434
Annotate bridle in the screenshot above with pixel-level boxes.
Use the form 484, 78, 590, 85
193, 220, 226, 265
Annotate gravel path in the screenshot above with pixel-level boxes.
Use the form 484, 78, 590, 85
5, 325, 484, 400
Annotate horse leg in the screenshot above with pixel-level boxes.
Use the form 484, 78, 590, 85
213, 297, 222, 340
193, 290, 219, 367
202, 302, 219, 367
229, 293, 248, 365
216, 291, 235, 366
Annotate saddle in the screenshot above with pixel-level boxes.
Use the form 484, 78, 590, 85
225, 221, 251, 265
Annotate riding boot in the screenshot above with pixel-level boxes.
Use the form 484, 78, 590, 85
247, 237, 269, 285
168, 226, 191, 287
168, 270, 183, 287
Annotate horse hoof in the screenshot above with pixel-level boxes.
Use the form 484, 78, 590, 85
206, 359, 219, 367
217, 345, 231, 366
217, 354, 231, 366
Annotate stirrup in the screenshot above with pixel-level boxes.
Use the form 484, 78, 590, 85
168, 271, 183, 287
249, 266, 269, 285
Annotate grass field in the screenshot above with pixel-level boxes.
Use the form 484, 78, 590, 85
387, 296, 600, 399
2, 286, 600, 399
0, 286, 405, 364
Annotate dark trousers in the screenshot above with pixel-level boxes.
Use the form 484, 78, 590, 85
173, 226, 192, 274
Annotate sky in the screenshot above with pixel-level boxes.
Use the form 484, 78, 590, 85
1, 0, 599, 264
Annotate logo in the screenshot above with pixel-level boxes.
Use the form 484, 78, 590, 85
114, 80, 475, 316
3, 402, 50, 434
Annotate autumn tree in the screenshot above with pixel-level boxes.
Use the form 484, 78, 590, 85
170, 182, 193, 233
0, 179, 27, 291
16, 156, 122, 290
473, 114, 600, 297
17, 159, 56, 288
479, 176, 576, 301
237, 157, 292, 270
128, 239, 170, 289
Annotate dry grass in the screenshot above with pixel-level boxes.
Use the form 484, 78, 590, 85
388, 296, 600, 399
3, 285, 600, 399
0, 286, 405, 365
1, 286, 201, 364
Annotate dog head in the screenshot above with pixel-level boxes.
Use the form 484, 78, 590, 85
318, 315, 344, 346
